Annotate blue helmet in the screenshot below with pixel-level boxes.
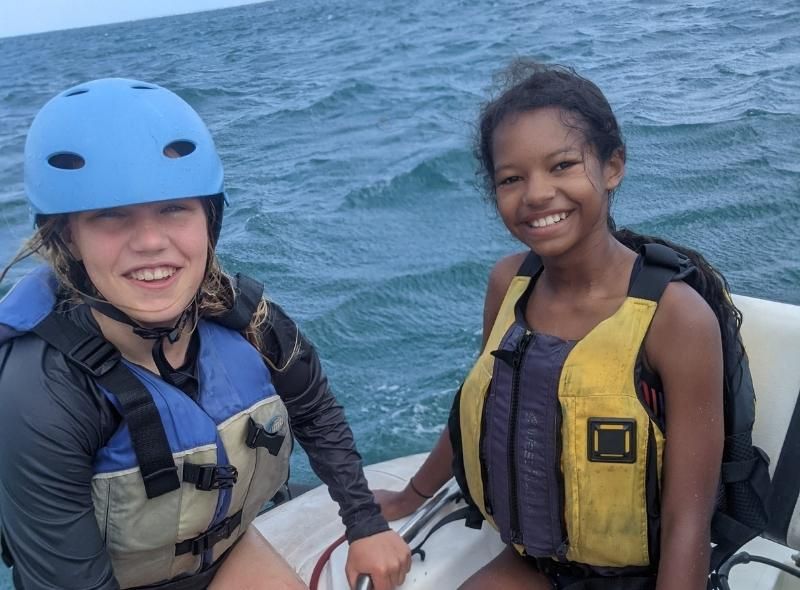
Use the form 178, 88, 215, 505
24, 78, 225, 242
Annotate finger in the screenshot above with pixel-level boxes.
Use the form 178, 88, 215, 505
373, 572, 391, 590
393, 557, 410, 588
345, 564, 357, 590
395, 565, 407, 588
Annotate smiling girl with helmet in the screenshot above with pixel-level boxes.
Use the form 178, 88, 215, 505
0, 78, 410, 590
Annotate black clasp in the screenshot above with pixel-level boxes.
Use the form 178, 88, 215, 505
183, 463, 239, 491
175, 511, 243, 556
245, 417, 286, 456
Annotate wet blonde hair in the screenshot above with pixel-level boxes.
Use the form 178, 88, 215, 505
0, 210, 299, 372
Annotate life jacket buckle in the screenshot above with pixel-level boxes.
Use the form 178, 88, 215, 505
202, 464, 238, 490
176, 510, 243, 556
183, 462, 239, 491
245, 416, 286, 456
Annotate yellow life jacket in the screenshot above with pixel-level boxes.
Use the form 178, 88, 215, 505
454, 251, 671, 568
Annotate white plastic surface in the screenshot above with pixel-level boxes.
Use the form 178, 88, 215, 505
734, 294, 800, 550
252, 294, 800, 589
253, 453, 505, 589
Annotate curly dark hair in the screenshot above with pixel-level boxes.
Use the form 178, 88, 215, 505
475, 59, 625, 215
475, 59, 744, 385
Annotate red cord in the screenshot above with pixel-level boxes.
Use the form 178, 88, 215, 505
309, 533, 347, 590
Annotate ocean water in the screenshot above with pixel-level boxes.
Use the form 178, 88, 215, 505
1, 0, 799, 585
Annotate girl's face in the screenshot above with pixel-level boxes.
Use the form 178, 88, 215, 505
66, 198, 209, 327
492, 107, 624, 259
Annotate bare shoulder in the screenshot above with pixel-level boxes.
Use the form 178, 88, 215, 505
653, 280, 719, 336
647, 280, 722, 377
486, 252, 529, 302
482, 252, 529, 345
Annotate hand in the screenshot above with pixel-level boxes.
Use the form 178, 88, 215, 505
372, 485, 427, 522
345, 530, 411, 590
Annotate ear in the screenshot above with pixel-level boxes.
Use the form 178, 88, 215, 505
603, 148, 625, 192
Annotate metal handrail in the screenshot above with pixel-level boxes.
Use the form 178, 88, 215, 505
354, 481, 461, 590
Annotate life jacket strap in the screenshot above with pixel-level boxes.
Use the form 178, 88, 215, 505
67, 333, 120, 377
517, 251, 543, 277
629, 243, 693, 302
182, 462, 239, 491
32, 311, 180, 499
175, 510, 243, 556
245, 416, 286, 456
517, 245, 694, 304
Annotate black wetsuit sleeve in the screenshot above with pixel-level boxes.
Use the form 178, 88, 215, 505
259, 303, 389, 544
0, 335, 119, 590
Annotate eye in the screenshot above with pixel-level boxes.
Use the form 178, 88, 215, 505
496, 175, 522, 187
553, 160, 579, 172
161, 199, 201, 214
91, 209, 125, 220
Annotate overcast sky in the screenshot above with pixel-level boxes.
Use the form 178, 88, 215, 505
0, 0, 267, 38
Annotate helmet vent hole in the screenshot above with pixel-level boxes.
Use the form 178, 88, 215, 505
132, 84, 155, 90
164, 141, 196, 158
48, 153, 85, 170
64, 89, 89, 97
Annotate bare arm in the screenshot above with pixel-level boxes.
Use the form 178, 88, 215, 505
647, 282, 724, 590
373, 253, 527, 520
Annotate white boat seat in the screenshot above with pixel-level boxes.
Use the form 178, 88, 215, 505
734, 294, 800, 551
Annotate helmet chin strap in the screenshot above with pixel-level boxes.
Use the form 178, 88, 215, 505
84, 298, 195, 382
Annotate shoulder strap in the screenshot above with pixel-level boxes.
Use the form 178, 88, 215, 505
517, 251, 543, 277
629, 246, 772, 572
212, 273, 264, 332
32, 312, 180, 499
629, 243, 694, 302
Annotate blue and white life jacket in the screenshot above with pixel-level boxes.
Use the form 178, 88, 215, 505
0, 267, 291, 588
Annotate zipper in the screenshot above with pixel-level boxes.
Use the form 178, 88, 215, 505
554, 401, 569, 560
479, 391, 494, 515
508, 330, 533, 544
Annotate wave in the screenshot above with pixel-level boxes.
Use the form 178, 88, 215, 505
340, 148, 472, 210
305, 258, 488, 343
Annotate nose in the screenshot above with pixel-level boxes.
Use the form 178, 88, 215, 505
128, 212, 169, 253
522, 172, 556, 207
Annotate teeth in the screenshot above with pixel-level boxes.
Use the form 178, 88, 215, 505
530, 212, 569, 228
129, 267, 176, 281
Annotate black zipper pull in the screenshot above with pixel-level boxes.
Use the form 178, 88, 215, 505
514, 331, 533, 368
